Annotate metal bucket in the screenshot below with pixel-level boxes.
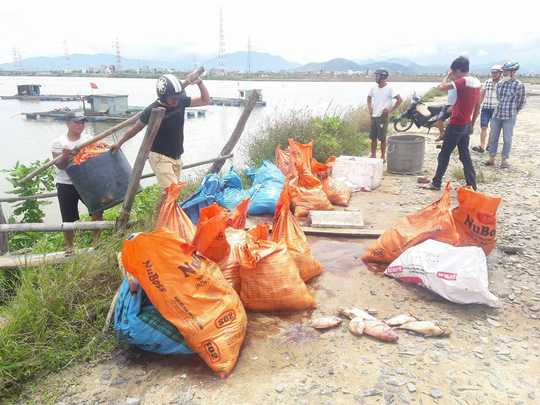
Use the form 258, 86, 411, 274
387, 135, 425, 174
66, 149, 142, 214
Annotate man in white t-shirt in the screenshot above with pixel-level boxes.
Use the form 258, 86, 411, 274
367, 68, 403, 162
51, 111, 103, 252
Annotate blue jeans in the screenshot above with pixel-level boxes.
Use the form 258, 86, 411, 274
489, 116, 516, 159
432, 124, 476, 190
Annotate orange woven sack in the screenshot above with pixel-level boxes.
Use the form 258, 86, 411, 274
73, 141, 110, 164
121, 228, 247, 379
238, 238, 317, 311
275, 144, 293, 176
192, 203, 230, 263
310, 156, 351, 206
218, 223, 269, 294
452, 187, 502, 256
288, 139, 313, 172
271, 175, 323, 282
155, 182, 196, 242
290, 164, 333, 217
362, 182, 458, 263
226, 198, 250, 230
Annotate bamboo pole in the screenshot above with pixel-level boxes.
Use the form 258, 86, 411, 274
139, 153, 234, 179
18, 66, 206, 186
115, 107, 165, 231
209, 89, 260, 174
0, 192, 58, 203
0, 221, 114, 233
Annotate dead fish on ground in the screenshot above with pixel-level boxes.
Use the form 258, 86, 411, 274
386, 313, 421, 326
348, 317, 366, 336
308, 316, 343, 329
338, 306, 377, 321
363, 320, 399, 342
396, 321, 452, 337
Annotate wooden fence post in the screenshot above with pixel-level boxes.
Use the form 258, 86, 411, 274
0, 204, 8, 254
115, 107, 165, 231
208, 89, 261, 174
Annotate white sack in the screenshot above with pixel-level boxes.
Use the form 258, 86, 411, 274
385, 239, 501, 307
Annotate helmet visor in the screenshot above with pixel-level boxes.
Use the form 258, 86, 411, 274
168, 90, 187, 100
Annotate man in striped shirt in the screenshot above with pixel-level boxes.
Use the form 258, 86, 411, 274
472, 64, 502, 153
484, 61, 526, 169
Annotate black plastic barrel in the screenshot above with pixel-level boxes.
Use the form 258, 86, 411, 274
66, 149, 142, 214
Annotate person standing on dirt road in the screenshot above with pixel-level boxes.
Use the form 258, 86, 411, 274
484, 61, 526, 169
422, 56, 481, 191
435, 88, 457, 142
110, 73, 210, 219
51, 111, 104, 253
472, 64, 503, 154
367, 68, 403, 162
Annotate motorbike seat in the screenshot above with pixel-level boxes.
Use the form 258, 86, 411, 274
427, 104, 445, 115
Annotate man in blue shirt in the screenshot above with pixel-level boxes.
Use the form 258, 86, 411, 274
435, 88, 457, 142
484, 61, 526, 169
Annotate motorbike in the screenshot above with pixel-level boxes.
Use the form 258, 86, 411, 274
393, 93, 445, 132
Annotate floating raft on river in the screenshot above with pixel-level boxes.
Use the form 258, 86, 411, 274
22, 93, 206, 123
210, 89, 266, 107
0, 84, 80, 101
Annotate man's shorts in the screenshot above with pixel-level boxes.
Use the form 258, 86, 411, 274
148, 151, 183, 190
437, 105, 452, 121
480, 108, 495, 128
369, 114, 389, 141
56, 183, 92, 222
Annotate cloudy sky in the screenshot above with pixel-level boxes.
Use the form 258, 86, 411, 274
2, 0, 539, 67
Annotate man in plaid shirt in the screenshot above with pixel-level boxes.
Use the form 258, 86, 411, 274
472, 64, 502, 153
485, 61, 526, 169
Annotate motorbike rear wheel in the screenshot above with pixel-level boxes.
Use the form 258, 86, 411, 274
394, 117, 414, 132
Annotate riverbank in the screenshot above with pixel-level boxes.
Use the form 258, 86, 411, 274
15, 85, 539, 404
3, 71, 538, 84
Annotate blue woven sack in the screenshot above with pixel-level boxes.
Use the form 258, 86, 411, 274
114, 276, 194, 355
245, 160, 285, 215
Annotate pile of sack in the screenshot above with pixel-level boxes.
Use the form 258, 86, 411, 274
180, 160, 285, 224
362, 182, 503, 307
276, 139, 352, 215
115, 177, 324, 378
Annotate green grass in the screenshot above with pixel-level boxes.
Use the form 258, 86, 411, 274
450, 165, 501, 184
0, 241, 122, 398
241, 109, 370, 167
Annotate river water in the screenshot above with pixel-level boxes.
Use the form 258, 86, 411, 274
0, 76, 438, 222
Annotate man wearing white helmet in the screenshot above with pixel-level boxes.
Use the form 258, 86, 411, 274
484, 61, 526, 169
367, 68, 403, 162
111, 73, 210, 217
472, 64, 502, 153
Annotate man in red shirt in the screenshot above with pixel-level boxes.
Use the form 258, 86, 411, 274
422, 56, 481, 191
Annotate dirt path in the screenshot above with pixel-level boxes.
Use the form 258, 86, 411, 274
22, 85, 539, 405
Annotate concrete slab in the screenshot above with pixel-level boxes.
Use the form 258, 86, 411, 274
308, 210, 364, 229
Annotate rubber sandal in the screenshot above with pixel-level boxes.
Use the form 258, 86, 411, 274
472, 146, 484, 153
483, 161, 494, 166
500, 162, 509, 169
435, 136, 443, 142
420, 183, 440, 190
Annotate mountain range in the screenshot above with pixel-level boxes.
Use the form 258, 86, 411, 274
0, 52, 537, 74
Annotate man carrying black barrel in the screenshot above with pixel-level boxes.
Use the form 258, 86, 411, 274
110, 73, 210, 220
51, 111, 103, 253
